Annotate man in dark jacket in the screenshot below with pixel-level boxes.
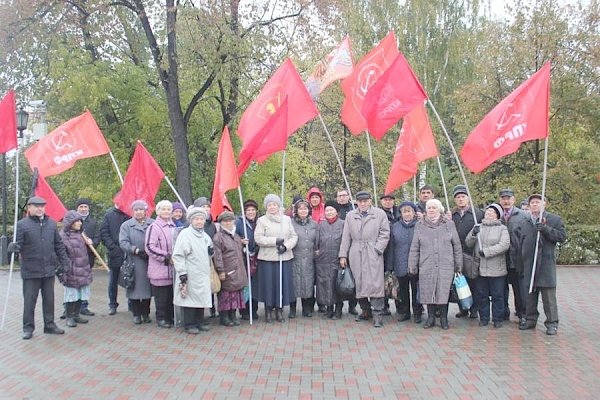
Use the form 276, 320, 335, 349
517, 194, 566, 335
380, 193, 399, 315
416, 185, 435, 218
75, 198, 99, 316
334, 188, 357, 315
498, 188, 528, 322
100, 204, 130, 315
451, 185, 483, 319
9, 196, 70, 339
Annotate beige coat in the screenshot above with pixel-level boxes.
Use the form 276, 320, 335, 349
465, 219, 510, 277
338, 207, 390, 298
255, 213, 298, 261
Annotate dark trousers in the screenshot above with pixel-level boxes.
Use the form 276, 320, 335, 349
108, 267, 120, 309
395, 275, 422, 316
152, 284, 174, 323
505, 269, 525, 318
182, 307, 203, 329
22, 277, 56, 332
359, 297, 384, 316
526, 287, 559, 328
130, 299, 151, 317
476, 276, 506, 323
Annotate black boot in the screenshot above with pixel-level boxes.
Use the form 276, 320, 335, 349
66, 302, 78, 328
326, 305, 334, 319
289, 301, 297, 319
440, 304, 450, 330
73, 300, 88, 324
348, 299, 358, 315
220, 311, 234, 327
229, 310, 240, 326
301, 299, 312, 317
275, 308, 285, 322
265, 307, 274, 323
333, 302, 343, 320
423, 305, 435, 329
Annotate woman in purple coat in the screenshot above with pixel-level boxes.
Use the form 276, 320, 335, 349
59, 210, 93, 328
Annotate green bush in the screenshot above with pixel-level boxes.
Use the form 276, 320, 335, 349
558, 225, 600, 265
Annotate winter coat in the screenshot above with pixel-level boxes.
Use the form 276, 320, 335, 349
451, 207, 484, 252
306, 187, 325, 223
100, 207, 130, 269
517, 212, 566, 288
119, 217, 154, 299
81, 213, 99, 268
212, 229, 248, 292
408, 217, 462, 304
59, 211, 93, 288
172, 226, 213, 308
15, 214, 70, 279
337, 202, 355, 220
291, 217, 317, 298
315, 217, 344, 305
339, 207, 390, 298
465, 219, 510, 277
255, 213, 298, 262
145, 218, 176, 286
382, 206, 399, 271
501, 207, 528, 270
387, 218, 418, 278
235, 216, 257, 255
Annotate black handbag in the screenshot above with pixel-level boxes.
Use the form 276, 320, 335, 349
336, 268, 356, 298
118, 255, 135, 289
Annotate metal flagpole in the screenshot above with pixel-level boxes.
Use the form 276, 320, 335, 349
427, 100, 478, 224
529, 137, 549, 293
237, 187, 253, 325
413, 175, 417, 203
279, 151, 286, 309
164, 176, 186, 207
108, 151, 124, 184
365, 132, 378, 200
1, 149, 21, 331
317, 114, 354, 203
435, 156, 451, 212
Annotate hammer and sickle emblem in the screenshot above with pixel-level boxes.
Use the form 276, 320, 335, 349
51, 130, 74, 152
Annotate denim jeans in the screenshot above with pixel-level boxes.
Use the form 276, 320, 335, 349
476, 276, 506, 323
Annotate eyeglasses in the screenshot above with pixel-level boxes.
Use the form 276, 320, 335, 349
337, 194, 349, 197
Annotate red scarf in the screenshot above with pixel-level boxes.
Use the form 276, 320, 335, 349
326, 215, 338, 224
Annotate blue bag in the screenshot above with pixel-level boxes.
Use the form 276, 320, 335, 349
453, 273, 473, 310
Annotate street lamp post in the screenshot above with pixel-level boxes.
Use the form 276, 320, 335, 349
1, 106, 28, 265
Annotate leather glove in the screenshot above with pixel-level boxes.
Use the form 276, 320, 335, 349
7, 242, 20, 253
276, 244, 287, 254
179, 274, 188, 284
535, 222, 547, 232
208, 246, 214, 257
479, 250, 485, 258
55, 266, 67, 284
164, 254, 171, 266
276, 238, 284, 246
472, 225, 480, 236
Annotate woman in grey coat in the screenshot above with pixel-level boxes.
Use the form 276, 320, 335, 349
408, 199, 462, 330
119, 200, 154, 324
290, 199, 317, 318
466, 204, 510, 328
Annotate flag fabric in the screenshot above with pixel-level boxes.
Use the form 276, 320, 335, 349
238, 98, 289, 176
384, 105, 438, 194
237, 58, 318, 150
33, 173, 67, 221
340, 32, 399, 135
24, 110, 110, 177
0, 90, 17, 154
305, 37, 354, 98
460, 63, 551, 173
211, 126, 240, 218
113, 142, 165, 217
362, 53, 428, 141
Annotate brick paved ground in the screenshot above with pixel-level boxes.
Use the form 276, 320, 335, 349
1, 266, 599, 399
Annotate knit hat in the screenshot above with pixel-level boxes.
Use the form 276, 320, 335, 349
452, 185, 468, 198
131, 199, 148, 211
243, 199, 259, 210
217, 211, 235, 223
172, 202, 185, 212
398, 201, 417, 212
486, 203, 503, 219
263, 194, 282, 209
187, 207, 207, 222
193, 197, 210, 208
324, 200, 340, 212
75, 198, 91, 208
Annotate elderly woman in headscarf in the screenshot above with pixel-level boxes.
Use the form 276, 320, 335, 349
172, 207, 213, 334
408, 198, 462, 330
119, 200, 154, 324
59, 210, 93, 328
290, 198, 317, 319
466, 203, 510, 328
254, 194, 298, 323
145, 199, 176, 329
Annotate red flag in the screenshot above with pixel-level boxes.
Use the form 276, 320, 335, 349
113, 142, 165, 217
34, 175, 67, 222
238, 98, 289, 176
384, 105, 438, 194
460, 63, 551, 173
340, 32, 399, 135
237, 59, 317, 149
24, 110, 110, 177
211, 126, 240, 218
305, 37, 354, 98
362, 53, 428, 141
0, 90, 17, 154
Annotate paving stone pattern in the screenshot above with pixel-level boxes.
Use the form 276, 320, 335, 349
1, 267, 599, 399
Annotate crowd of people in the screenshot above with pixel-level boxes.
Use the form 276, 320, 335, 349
9, 184, 566, 339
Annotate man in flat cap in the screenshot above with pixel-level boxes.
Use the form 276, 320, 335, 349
339, 191, 390, 328
517, 194, 566, 335
8, 196, 70, 339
